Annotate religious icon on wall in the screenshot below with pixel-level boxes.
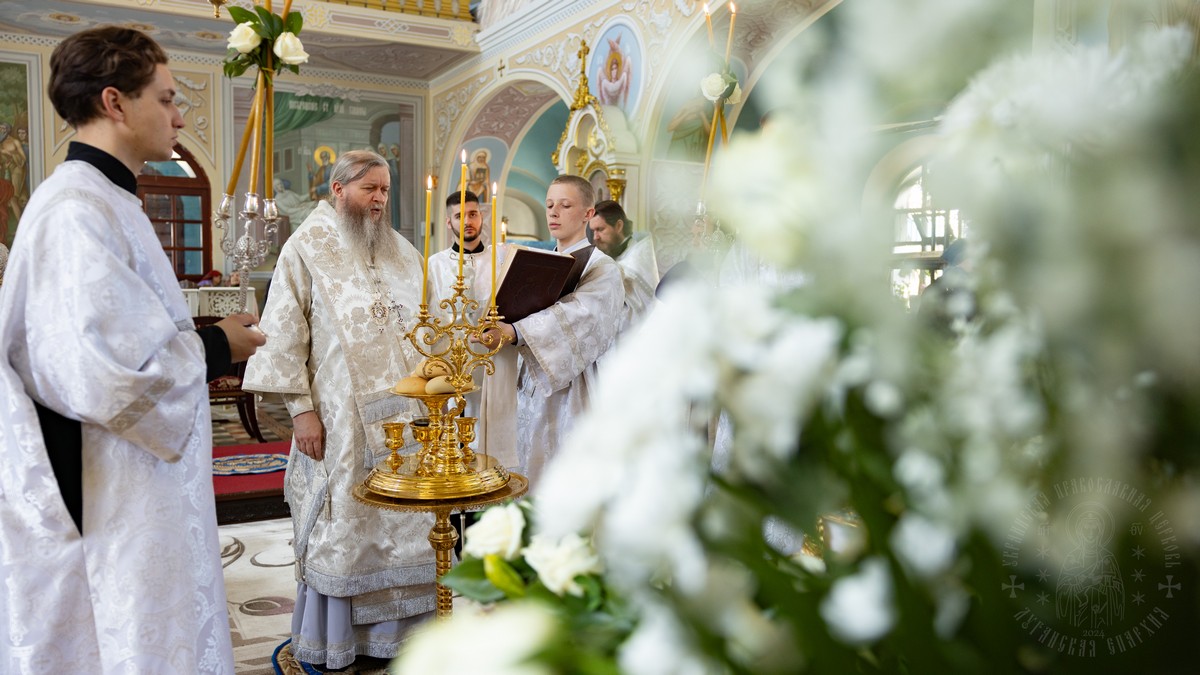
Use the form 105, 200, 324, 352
464, 148, 491, 202
589, 23, 643, 115
0, 60, 31, 249
308, 145, 337, 200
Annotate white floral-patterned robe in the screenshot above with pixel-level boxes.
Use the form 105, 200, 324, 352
242, 201, 434, 668
614, 234, 660, 336
0, 161, 233, 673
513, 240, 624, 486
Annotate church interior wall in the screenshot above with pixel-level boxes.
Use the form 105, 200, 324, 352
0, 0, 943, 283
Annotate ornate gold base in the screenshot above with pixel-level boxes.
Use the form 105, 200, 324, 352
364, 453, 510, 500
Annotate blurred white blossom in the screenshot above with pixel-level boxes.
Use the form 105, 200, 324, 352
392, 602, 557, 675
819, 557, 896, 644
522, 533, 602, 597
890, 514, 957, 578
464, 502, 526, 560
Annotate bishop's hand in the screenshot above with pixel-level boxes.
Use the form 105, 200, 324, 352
292, 411, 325, 461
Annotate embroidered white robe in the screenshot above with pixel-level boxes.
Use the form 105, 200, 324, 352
513, 241, 624, 486
426, 246, 518, 470
0, 161, 233, 673
242, 202, 435, 663
614, 234, 660, 336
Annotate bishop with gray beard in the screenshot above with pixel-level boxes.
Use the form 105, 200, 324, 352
243, 149, 435, 669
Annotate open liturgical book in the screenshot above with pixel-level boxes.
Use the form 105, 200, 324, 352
493, 244, 592, 323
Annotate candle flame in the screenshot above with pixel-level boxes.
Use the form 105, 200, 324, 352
704, 3, 709, 14
427, 175, 433, 190
461, 149, 467, 163
731, 2, 736, 13
491, 181, 498, 193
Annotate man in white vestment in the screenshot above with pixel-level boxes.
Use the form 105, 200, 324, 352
0, 27, 265, 673
482, 175, 623, 486
589, 199, 659, 336
426, 190, 517, 471
242, 150, 435, 669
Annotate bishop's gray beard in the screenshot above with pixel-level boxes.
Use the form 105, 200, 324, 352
338, 201, 398, 263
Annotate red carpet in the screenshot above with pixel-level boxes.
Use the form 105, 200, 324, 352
213, 441, 291, 497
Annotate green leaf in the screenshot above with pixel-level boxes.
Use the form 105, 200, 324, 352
577, 574, 603, 612
483, 554, 527, 598
285, 12, 303, 36
285, 63, 300, 75
253, 5, 275, 29
440, 558, 506, 603
270, 12, 285, 37
226, 6, 257, 24
250, 23, 271, 39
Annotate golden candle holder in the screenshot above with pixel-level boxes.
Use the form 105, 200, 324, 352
355, 225, 527, 620
363, 273, 511, 500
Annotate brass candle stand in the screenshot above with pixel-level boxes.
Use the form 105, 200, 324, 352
355, 272, 529, 618
363, 274, 513, 500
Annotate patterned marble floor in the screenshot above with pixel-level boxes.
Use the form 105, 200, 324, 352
212, 395, 292, 447
222, 518, 295, 674
220, 518, 441, 674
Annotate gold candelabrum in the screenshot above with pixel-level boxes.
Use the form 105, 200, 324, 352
363, 275, 512, 500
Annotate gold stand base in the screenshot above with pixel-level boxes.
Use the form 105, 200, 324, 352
352, 474, 529, 619
364, 453, 510, 500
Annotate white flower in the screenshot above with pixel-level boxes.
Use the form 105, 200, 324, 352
618, 601, 712, 675
522, 533, 602, 597
724, 312, 842, 470
701, 72, 729, 101
864, 379, 903, 418
819, 557, 895, 644
392, 601, 557, 675
227, 23, 262, 54
273, 31, 309, 65
890, 514, 956, 578
463, 502, 525, 560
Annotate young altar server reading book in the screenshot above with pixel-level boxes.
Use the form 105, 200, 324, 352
480, 175, 623, 486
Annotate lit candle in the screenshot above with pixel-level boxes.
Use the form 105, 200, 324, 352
422, 175, 432, 304
704, 4, 714, 50
490, 181, 498, 309
724, 3, 737, 64
459, 149, 467, 278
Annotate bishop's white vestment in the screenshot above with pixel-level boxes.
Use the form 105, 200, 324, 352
0, 161, 233, 673
513, 240, 624, 486
242, 201, 434, 668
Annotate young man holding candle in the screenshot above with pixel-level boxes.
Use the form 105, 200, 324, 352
482, 175, 624, 486
427, 189, 488, 323
243, 150, 434, 670
424, 189, 518, 471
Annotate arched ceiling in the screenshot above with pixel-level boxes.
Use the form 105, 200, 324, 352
0, 0, 475, 80
462, 80, 559, 146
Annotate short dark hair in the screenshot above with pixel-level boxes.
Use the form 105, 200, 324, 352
49, 26, 168, 128
550, 175, 595, 209
592, 200, 630, 236
446, 190, 479, 209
